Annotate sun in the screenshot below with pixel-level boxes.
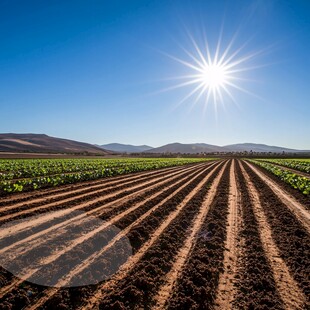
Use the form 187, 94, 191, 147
159, 31, 264, 112
200, 63, 228, 89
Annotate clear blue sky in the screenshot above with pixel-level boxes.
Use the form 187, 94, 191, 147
0, 0, 309, 149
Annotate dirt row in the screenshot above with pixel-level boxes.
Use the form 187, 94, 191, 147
248, 160, 310, 210
0, 161, 222, 310
0, 163, 202, 206
242, 160, 310, 307
0, 166, 179, 212
0, 164, 210, 254
232, 161, 284, 309
0, 162, 209, 224
88, 162, 227, 310
0, 163, 209, 246
214, 160, 240, 309
1, 166, 208, 270
240, 162, 306, 309
0, 159, 309, 310
41, 161, 226, 310
163, 159, 230, 309
0, 162, 210, 281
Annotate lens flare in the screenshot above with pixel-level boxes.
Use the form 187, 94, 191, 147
157, 29, 268, 114
201, 64, 227, 89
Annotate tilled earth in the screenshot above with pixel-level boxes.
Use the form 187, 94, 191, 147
0, 159, 309, 310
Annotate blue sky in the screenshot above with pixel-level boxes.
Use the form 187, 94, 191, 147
0, 0, 309, 149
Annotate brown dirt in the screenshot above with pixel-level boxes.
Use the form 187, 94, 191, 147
233, 160, 284, 310
10, 164, 208, 299
153, 161, 228, 309
2, 161, 220, 310
0, 163, 204, 213
0, 163, 205, 242
239, 162, 305, 309
0, 163, 194, 205
0, 163, 207, 224
214, 159, 241, 309
0, 164, 209, 296
80, 161, 225, 310
245, 161, 310, 232
246, 160, 310, 210
0, 159, 309, 310
242, 160, 310, 307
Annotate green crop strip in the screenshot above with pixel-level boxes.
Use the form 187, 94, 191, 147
248, 159, 310, 195
256, 158, 310, 174
0, 158, 216, 194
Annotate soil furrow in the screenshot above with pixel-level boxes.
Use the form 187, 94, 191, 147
0, 163, 202, 204
1, 156, 308, 310
247, 160, 310, 210
152, 161, 229, 309
232, 160, 284, 309
0, 163, 203, 224
16, 163, 212, 308
0, 163, 204, 218
0, 163, 204, 211
0, 163, 207, 256
241, 160, 310, 306
2, 162, 222, 310
245, 161, 310, 232
214, 159, 240, 309
164, 161, 231, 309
239, 161, 306, 309
59, 166, 213, 288
0, 166, 208, 300
0, 163, 203, 271
74, 161, 225, 310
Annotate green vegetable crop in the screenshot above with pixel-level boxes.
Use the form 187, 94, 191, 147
248, 159, 310, 195
0, 158, 216, 194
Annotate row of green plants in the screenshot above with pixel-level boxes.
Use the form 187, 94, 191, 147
256, 158, 310, 174
249, 160, 310, 195
0, 158, 162, 181
0, 158, 215, 194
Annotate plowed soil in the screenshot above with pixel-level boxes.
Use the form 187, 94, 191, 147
0, 159, 309, 310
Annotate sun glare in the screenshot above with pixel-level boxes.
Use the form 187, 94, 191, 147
159, 30, 265, 113
200, 64, 227, 89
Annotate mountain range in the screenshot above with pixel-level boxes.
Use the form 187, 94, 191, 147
0, 133, 110, 154
0, 133, 309, 154
99, 142, 310, 154
99, 143, 153, 153
145, 142, 310, 154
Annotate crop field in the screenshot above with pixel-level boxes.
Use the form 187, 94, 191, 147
0, 158, 309, 309
250, 159, 310, 195
0, 158, 211, 194
256, 158, 310, 174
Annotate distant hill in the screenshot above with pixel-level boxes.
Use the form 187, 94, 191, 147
223, 143, 309, 153
144, 143, 224, 154
100, 143, 153, 153
1, 134, 308, 155
0, 133, 111, 154
145, 142, 309, 154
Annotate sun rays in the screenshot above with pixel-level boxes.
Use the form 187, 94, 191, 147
156, 29, 268, 114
